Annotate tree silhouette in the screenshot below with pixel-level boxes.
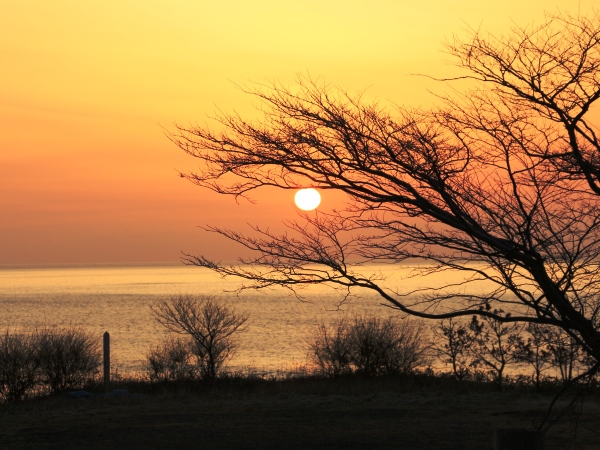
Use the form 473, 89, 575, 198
152, 296, 248, 380
512, 323, 554, 391
468, 308, 523, 389
171, 12, 600, 375
433, 318, 474, 381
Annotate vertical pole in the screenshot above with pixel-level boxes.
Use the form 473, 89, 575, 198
103, 331, 110, 393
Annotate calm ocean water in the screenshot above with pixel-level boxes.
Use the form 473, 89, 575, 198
0, 264, 438, 375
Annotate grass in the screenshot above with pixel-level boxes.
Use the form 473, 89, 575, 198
1, 372, 600, 449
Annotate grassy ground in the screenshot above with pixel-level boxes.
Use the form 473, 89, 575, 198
1, 375, 599, 449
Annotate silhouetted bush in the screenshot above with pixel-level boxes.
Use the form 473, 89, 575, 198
146, 336, 199, 382
350, 316, 429, 376
0, 331, 40, 402
310, 316, 429, 377
309, 321, 353, 377
0, 328, 102, 402
36, 327, 101, 392
152, 295, 249, 380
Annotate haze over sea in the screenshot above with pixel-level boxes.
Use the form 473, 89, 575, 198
1, 264, 447, 375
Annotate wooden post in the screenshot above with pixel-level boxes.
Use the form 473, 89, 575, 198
103, 331, 110, 393
494, 429, 544, 450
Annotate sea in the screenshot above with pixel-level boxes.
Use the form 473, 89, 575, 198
0, 263, 444, 376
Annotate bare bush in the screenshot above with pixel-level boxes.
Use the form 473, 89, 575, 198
36, 327, 101, 392
0, 331, 40, 402
146, 336, 199, 382
310, 316, 429, 377
309, 321, 352, 377
350, 317, 428, 376
152, 295, 248, 380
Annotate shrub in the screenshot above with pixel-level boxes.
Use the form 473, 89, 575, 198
0, 327, 102, 402
349, 316, 428, 376
309, 316, 429, 377
0, 331, 40, 402
152, 295, 248, 380
309, 321, 353, 377
36, 327, 101, 392
146, 336, 199, 382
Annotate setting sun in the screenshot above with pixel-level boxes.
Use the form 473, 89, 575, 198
294, 188, 321, 211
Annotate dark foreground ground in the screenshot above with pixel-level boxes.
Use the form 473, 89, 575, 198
1, 376, 599, 450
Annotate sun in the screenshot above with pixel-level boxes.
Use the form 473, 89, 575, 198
294, 188, 321, 211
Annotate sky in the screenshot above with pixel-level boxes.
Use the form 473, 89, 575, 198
1, 0, 595, 266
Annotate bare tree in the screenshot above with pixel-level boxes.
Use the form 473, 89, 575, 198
544, 327, 584, 385
513, 323, 554, 391
444, 12, 600, 194
433, 318, 474, 380
170, 12, 600, 377
152, 296, 248, 380
468, 308, 523, 389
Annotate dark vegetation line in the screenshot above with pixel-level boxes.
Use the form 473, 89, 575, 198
1, 295, 598, 405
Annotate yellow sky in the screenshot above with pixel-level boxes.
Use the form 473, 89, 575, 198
0, 0, 594, 265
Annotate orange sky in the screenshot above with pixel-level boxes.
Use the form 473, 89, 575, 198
1, 0, 595, 265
